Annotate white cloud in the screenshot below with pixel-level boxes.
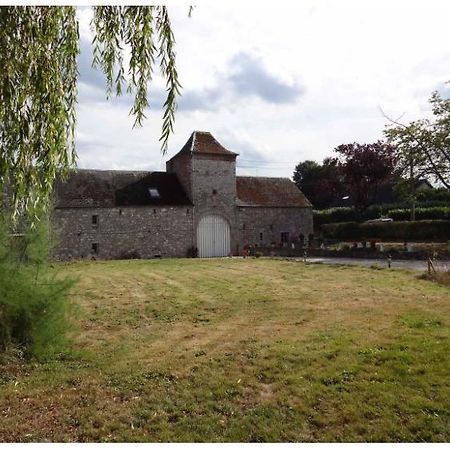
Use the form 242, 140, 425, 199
75, 1, 450, 178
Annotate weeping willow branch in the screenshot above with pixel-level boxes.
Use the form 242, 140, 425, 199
0, 6, 182, 220
91, 6, 182, 151
0, 7, 79, 219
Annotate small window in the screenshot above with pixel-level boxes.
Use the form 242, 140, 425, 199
186, 209, 190, 215
92, 243, 99, 254
270, 224, 273, 231
92, 215, 98, 226
281, 232, 289, 243
148, 188, 160, 199
153, 209, 157, 214
259, 232, 263, 241
212, 189, 217, 195
243, 224, 246, 230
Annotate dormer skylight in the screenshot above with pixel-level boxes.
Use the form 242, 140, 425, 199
148, 187, 160, 199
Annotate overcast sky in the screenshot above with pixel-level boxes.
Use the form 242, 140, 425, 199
75, 1, 450, 178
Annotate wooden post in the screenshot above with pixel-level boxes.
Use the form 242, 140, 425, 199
427, 258, 436, 275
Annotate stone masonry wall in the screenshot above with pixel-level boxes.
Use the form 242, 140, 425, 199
166, 153, 193, 202
53, 206, 193, 260
191, 154, 238, 250
237, 206, 313, 252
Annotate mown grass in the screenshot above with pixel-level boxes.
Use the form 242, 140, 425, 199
0, 258, 449, 442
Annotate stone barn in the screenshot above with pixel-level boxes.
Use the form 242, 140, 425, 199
53, 131, 313, 259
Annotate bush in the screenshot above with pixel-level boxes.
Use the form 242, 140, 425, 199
314, 206, 392, 226
186, 246, 198, 258
388, 207, 450, 221
117, 250, 141, 260
314, 204, 450, 226
416, 187, 450, 203
419, 269, 450, 286
0, 213, 74, 361
321, 220, 450, 242
314, 207, 356, 226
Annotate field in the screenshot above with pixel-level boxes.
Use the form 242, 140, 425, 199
0, 258, 449, 442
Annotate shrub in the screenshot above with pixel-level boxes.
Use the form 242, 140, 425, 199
186, 246, 198, 258
314, 206, 394, 226
418, 269, 450, 286
0, 213, 75, 361
416, 187, 450, 203
314, 207, 356, 226
117, 250, 141, 260
388, 207, 450, 221
314, 204, 450, 226
321, 220, 450, 242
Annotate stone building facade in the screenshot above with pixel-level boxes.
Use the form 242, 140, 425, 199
53, 131, 313, 259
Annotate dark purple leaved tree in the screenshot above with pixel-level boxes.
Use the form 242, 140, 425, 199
332, 141, 397, 212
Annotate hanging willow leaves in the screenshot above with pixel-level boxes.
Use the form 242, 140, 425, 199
0, 6, 79, 219
91, 6, 182, 147
0, 6, 182, 220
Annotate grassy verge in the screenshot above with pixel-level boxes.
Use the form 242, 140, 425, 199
0, 258, 449, 442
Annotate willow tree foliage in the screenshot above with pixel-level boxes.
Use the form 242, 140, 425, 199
0, 6, 181, 218
384, 88, 450, 190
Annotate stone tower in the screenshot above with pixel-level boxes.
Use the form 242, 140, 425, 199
166, 131, 238, 255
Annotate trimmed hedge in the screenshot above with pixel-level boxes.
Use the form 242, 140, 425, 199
313, 207, 377, 226
314, 205, 450, 226
388, 207, 450, 221
314, 207, 355, 226
416, 188, 450, 203
321, 220, 450, 242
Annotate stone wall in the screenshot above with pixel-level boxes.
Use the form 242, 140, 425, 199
53, 205, 193, 260
237, 206, 313, 253
166, 153, 193, 201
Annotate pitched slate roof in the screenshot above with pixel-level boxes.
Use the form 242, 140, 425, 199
55, 170, 192, 208
236, 176, 312, 208
168, 131, 237, 161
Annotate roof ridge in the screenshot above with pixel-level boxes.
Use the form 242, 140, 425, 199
191, 131, 196, 152
69, 167, 172, 175
237, 175, 292, 181
72, 168, 157, 174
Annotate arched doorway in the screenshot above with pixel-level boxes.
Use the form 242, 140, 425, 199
197, 214, 230, 257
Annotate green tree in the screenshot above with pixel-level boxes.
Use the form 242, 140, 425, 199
293, 158, 343, 209
384, 88, 450, 190
0, 6, 181, 219
292, 160, 321, 201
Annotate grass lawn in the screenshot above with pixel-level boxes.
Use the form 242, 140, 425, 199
0, 258, 449, 442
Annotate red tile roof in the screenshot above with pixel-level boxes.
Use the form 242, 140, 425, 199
236, 176, 312, 208
169, 131, 237, 161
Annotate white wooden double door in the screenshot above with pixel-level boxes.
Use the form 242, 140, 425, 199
197, 214, 230, 258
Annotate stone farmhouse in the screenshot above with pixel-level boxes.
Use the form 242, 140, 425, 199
53, 131, 313, 259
